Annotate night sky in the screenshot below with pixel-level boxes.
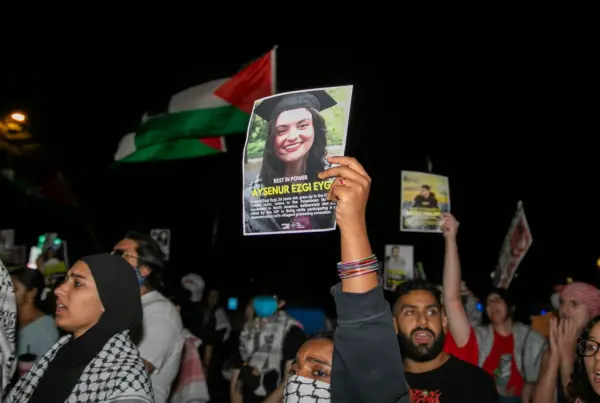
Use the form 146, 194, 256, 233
2, 15, 599, 316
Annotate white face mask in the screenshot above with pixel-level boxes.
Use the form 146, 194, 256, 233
283, 374, 331, 403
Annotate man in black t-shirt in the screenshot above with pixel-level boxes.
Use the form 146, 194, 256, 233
393, 281, 498, 402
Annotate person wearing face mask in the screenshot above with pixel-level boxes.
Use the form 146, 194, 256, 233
280, 156, 411, 403
230, 292, 306, 403
4, 254, 153, 403
113, 231, 184, 403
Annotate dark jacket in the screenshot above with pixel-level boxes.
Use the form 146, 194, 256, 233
331, 280, 410, 403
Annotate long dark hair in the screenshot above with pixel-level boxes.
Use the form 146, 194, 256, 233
259, 108, 328, 186
568, 315, 600, 402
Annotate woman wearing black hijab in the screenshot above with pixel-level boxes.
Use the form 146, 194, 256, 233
5, 254, 153, 403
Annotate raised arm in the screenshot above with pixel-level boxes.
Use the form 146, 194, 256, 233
441, 213, 471, 347
319, 156, 410, 403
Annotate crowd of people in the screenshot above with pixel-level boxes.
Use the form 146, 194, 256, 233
2, 156, 600, 402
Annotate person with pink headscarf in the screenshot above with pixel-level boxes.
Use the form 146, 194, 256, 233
533, 281, 600, 403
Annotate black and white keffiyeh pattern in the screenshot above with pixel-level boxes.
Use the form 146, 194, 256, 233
0, 258, 17, 395
239, 311, 300, 396
5, 331, 153, 403
283, 375, 331, 403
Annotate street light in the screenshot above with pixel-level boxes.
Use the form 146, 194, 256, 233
10, 113, 25, 122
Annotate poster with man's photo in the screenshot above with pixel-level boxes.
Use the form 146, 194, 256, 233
400, 171, 450, 233
242, 86, 353, 236
150, 229, 171, 261
383, 244, 414, 291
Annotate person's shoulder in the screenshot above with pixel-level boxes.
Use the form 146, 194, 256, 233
143, 292, 183, 327
107, 353, 153, 402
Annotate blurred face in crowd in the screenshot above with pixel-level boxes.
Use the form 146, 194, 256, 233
486, 292, 509, 325
560, 296, 591, 331
290, 338, 334, 384
54, 261, 104, 338
394, 289, 447, 362
113, 238, 151, 278
11, 276, 33, 309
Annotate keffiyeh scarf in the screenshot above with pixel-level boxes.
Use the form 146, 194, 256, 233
283, 375, 331, 403
0, 259, 17, 396
5, 331, 153, 403
239, 311, 300, 396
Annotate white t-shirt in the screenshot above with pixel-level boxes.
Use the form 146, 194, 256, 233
139, 291, 184, 403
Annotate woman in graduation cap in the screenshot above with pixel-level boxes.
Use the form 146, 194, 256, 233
5, 254, 153, 403
244, 90, 338, 234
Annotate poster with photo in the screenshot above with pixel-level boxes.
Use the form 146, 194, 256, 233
242, 86, 353, 236
150, 229, 171, 261
493, 201, 532, 289
400, 171, 450, 233
383, 244, 414, 291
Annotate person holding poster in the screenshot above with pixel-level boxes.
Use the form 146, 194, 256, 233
400, 171, 450, 233
242, 86, 352, 235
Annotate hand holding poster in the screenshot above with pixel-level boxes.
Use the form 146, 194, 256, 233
242, 86, 353, 235
400, 171, 450, 233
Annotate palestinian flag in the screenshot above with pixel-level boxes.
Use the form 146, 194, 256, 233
115, 47, 276, 163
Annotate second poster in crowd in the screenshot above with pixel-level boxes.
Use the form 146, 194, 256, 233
492, 201, 533, 289
242, 86, 353, 236
383, 244, 414, 291
400, 171, 450, 233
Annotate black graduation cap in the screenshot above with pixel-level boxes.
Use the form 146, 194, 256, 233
253, 90, 337, 121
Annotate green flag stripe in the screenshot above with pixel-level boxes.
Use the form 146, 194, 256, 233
135, 105, 249, 149
120, 138, 221, 163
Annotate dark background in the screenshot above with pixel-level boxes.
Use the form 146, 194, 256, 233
2, 12, 599, 317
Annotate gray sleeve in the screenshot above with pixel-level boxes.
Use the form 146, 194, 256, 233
525, 329, 548, 383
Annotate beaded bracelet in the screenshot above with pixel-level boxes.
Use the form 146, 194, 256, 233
338, 264, 379, 279
337, 254, 379, 279
337, 254, 377, 270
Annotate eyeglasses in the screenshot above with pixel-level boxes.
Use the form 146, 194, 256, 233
110, 249, 139, 261
578, 339, 600, 357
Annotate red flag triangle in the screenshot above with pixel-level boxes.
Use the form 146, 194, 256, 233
214, 48, 276, 114
199, 137, 225, 151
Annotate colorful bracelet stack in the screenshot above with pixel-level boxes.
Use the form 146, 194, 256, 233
337, 254, 379, 279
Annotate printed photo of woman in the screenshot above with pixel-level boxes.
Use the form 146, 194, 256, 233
243, 87, 352, 235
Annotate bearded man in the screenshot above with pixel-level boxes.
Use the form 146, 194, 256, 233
393, 280, 499, 402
